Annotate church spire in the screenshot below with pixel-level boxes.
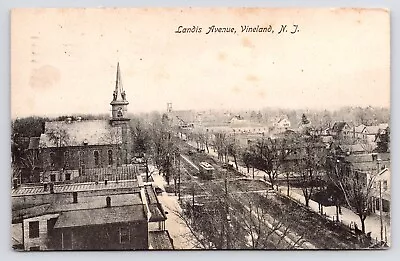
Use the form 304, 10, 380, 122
110, 62, 129, 121
113, 62, 126, 101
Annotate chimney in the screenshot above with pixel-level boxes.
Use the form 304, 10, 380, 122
73, 192, 78, 203
106, 196, 111, 208
50, 183, 54, 194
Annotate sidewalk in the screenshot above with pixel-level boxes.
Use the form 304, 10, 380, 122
279, 187, 391, 245
152, 172, 201, 249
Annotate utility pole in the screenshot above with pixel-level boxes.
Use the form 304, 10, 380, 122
224, 170, 230, 249
192, 182, 195, 223
379, 180, 383, 242
377, 158, 383, 243
178, 156, 181, 201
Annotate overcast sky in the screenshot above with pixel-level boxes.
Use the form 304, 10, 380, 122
11, 8, 390, 118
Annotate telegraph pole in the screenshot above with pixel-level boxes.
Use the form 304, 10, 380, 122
379, 181, 383, 242
377, 158, 383, 243
178, 156, 181, 201
224, 169, 231, 249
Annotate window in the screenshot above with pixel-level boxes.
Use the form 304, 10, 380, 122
50, 174, 56, 182
79, 151, 85, 165
30, 246, 40, 251
80, 165, 86, 176
50, 152, 56, 167
108, 150, 113, 165
29, 221, 39, 238
375, 198, 380, 210
47, 218, 57, 234
93, 151, 100, 166
65, 173, 71, 181
119, 227, 130, 244
372, 154, 378, 161
383, 181, 388, 191
64, 151, 69, 168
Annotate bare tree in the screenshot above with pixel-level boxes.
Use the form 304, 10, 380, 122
232, 194, 305, 249
214, 132, 228, 163
326, 155, 378, 233
249, 137, 293, 190
45, 126, 72, 147
296, 138, 326, 207
226, 135, 240, 171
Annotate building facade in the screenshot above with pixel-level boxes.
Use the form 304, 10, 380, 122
30, 63, 133, 183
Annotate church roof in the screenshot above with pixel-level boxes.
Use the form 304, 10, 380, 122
39, 120, 123, 148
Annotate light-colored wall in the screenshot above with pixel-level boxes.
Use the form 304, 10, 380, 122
23, 213, 59, 251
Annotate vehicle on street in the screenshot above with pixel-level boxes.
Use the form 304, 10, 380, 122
199, 162, 215, 180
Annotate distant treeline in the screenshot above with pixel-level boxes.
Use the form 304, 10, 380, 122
11, 106, 390, 138
236, 106, 390, 128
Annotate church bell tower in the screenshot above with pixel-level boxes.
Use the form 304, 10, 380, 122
110, 62, 131, 165
110, 62, 130, 125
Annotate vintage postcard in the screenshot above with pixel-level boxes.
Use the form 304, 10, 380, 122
11, 8, 390, 250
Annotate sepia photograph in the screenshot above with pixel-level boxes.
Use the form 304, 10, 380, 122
10, 8, 390, 251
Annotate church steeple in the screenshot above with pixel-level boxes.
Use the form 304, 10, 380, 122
112, 62, 127, 102
110, 63, 129, 122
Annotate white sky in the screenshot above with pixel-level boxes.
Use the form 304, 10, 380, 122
11, 8, 390, 118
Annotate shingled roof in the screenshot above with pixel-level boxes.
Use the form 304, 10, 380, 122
54, 205, 147, 229
39, 120, 122, 148
331, 122, 348, 132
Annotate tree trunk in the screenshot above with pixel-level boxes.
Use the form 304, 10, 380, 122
360, 215, 366, 234
286, 173, 290, 196
305, 196, 310, 207
336, 203, 340, 222
233, 154, 238, 171
174, 177, 177, 196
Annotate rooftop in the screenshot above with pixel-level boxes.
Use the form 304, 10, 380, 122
12, 179, 139, 196
54, 205, 147, 229
39, 120, 123, 148
149, 231, 174, 250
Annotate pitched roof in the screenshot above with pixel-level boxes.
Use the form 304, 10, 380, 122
145, 186, 167, 222
345, 153, 390, 173
170, 110, 196, 124
54, 205, 147, 229
354, 125, 366, 133
379, 123, 389, 129
364, 125, 382, 135
39, 120, 122, 148
338, 144, 365, 153
331, 122, 348, 132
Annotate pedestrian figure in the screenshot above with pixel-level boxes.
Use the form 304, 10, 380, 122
354, 224, 364, 243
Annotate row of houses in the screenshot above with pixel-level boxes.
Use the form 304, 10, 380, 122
313, 122, 389, 144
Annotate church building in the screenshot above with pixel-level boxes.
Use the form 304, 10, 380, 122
34, 63, 134, 183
